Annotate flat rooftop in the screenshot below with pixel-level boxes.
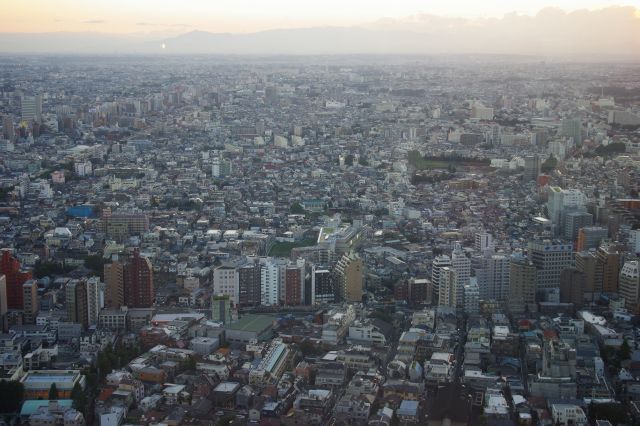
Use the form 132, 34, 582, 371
226, 315, 274, 333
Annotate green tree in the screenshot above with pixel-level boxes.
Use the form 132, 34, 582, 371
345, 154, 354, 166
541, 155, 558, 173
290, 202, 305, 214
0, 380, 24, 413
619, 339, 631, 360
70, 383, 86, 413
48, 383, 59, 400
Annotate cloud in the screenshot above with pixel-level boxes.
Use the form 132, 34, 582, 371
82, 20, 105, 24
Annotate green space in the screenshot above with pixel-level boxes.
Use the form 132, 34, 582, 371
407, 150, 490, 170
268, 238, 316, 257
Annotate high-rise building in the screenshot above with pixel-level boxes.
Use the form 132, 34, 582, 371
528, 240, 574, 290
474, 233, 493, 252
597, 244, 622, 293
0, 275, 7, 326
619, 260, 640, 314
451, 243, 471, 307
509, 255, 537, 313
575, 227, 608, 252
560, 117, 582, 146
438, 267, 457, 308
575, 251, 602, 295
211, 294, 233, 324
261, 260, 280, 306
104, 259, 124, 308
124, 249, 154, 308
66, 280, 89, 329
563, 212, 593, 241
22, 280, 39, 324
284, 261, 304, 305
546, 187, 587, 235
559, 268, 586, 309
523, 155, 541, 182
0, 250, 33, 310
311, 266, 335, 305
334, 252, 364, 303
464, 279, 480, 315
265, 86, 278, 105
86, 276, 102, 326
431, 255, 451, 304
20, 95, 42, 122
474, 253, 510, 301
213, 265, 238, 305
238, 262, 262, 307
2, 116, 14, 141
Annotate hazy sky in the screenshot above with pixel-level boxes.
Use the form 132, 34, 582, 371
2, 0, 638, 34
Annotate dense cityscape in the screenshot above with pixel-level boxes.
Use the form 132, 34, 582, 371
0, 54, 639, 426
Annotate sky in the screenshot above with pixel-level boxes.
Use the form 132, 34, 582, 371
2, 0, 638, 34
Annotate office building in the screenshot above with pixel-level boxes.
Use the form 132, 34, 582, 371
334, 252, 364, 303
559, 268, 586, 309
528, 240, 573, 290
563, 212, 593, 241
597, 244, 621, 293
619, 260, 640, 314
575, 251, 602, 295
575, 227, 608, 252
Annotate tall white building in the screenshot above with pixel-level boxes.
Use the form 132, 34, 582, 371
431, 255, 451, 303
475, 233, 493, 252
451, 243, 471, 307
86, 276, 103, 326
438, 267, 457, 308
619, 260, 640, 314
261, 260, 280, 306
547, 187, 587, 235
464, 279, 480, 315
474, 253, 510, 301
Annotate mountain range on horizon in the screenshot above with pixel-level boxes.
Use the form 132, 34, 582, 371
0, 6, 639, 59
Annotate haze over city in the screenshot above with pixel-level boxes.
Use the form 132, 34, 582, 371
0, 1, 639, 58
